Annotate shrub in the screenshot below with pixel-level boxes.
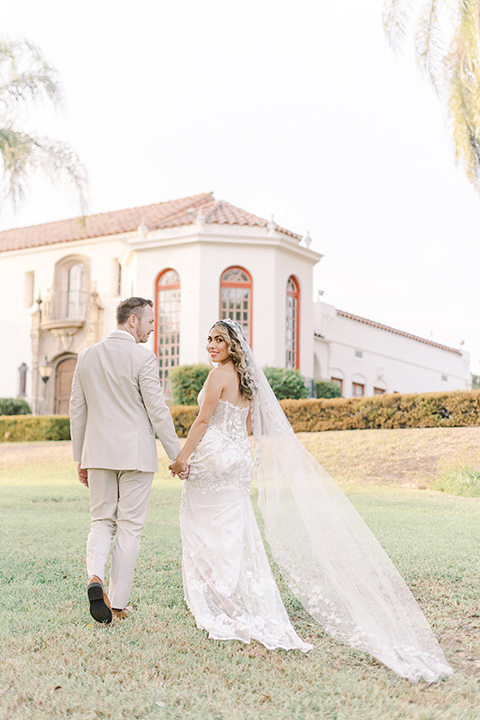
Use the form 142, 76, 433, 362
170, 405, 199, 438
315, 381, 342, 399
0, 398, 32, 415
0, 415, 70, 442
169, 364, 210, 405
280, 389, 480, 432
430, 466, 480, 497
263, 367, 308, 400
3, 390, 479, 443
0, 409, 200, 442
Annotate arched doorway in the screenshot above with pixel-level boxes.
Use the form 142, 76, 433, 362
55, 356, 77, 415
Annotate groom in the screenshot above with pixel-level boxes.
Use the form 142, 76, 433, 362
70, 297, 182, 623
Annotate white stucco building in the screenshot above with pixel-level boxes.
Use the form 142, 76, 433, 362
0, 191, 470, 414
314, 302, 470, 398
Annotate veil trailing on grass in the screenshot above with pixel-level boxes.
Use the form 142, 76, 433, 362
222, 319, 453, 683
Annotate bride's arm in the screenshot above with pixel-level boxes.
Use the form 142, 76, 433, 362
246, 407, 252, 435
169, 370, 224, 474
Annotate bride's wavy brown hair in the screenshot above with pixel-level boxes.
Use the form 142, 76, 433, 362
211, 321, 254, 401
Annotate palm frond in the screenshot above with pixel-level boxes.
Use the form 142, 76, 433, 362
446, 0, 480, 190
30, 135, 89, 214
383, 0, 414, 49
384, 0, 480, 196
0, 36, 63, 110
0, 127, 88, 212
414, 1, 447, 92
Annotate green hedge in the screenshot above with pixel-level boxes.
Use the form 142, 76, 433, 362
314, 381, 342, 399
2, 390, 479, 442
169, 405, 199, 438
0, 398, 32, 415
280, 390, 480, 432
263, 367, 308, 400
0, 415, 71, 442
0, 409, 201, 442
169, 364, 210, 405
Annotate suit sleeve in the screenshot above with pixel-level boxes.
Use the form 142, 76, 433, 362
138, 352, 181, 461
69, 361, 87, 463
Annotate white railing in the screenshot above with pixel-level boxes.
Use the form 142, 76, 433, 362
42, 290, 87, 324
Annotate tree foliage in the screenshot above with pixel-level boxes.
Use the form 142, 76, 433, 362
263, 366, 308, 400
169, 364, 210, 405
383, 1, 480, 194
0, 397, 31, 415
0, 36, 88, 211
315, 380, 342, 399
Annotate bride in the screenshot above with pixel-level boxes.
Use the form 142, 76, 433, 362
169, 319, 453, 682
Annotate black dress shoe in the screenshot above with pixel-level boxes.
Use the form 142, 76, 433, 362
87, 575, 112, 624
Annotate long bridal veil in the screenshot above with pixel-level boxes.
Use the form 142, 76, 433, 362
222, 319, 453, 683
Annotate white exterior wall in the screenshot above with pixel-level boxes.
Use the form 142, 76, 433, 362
0, 215, 472, 410
0, 221, 319, 407
0, 236, 125, 402
130, 223, 320, 377
314, 301, 471, 397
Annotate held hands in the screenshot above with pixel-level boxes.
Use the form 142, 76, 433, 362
169, 457, 189, 479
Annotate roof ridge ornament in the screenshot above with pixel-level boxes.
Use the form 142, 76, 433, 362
267, 215, 276, 234
138, 219, 148, 240
303, 231, 312, 247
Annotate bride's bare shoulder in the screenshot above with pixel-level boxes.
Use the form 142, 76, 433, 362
206, 366, 229, 385
207, 365, 237, 389
208, 365, 233, 378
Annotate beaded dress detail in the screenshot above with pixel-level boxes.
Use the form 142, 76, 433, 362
179, 389, 312, 651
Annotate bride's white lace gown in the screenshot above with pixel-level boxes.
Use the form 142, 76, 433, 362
180, 384, 453, 682
178, 320, 453, 682
180, 393, 313, 652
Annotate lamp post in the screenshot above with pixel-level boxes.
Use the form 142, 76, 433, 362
39, 356, 53, 415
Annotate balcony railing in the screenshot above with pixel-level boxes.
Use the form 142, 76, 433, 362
42, 290, 87, 329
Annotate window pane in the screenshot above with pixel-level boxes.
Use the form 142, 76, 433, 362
220, 273, 251, 341
157, 273, 181, 390
285, 276, 298, 369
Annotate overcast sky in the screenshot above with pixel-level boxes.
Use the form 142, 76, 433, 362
3, 0, 479, 372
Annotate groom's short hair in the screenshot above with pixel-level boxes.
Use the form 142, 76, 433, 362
116, 297, 153, 325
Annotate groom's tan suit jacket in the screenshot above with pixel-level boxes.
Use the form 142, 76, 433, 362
70, 331, 180, 472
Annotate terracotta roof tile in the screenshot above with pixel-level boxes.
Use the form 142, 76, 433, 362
0, 193, 302, 253
337, 309, 462, 355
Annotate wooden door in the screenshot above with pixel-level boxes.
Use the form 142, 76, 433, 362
55, 357, 77, 415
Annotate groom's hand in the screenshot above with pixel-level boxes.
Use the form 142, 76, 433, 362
77, 463, 89, 488
178, 464, 190, 480
169, 458, 188, 477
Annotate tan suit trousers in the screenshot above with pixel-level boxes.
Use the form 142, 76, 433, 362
86, 468, 154, 609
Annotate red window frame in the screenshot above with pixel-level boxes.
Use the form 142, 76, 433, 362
286, 275, 300, 370
155, 268, 181, 389
331, 377, 343, 394
219, 266, 253, 345
352, 382, 365, 398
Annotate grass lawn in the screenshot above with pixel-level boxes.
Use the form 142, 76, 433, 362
0, 428, 479, 720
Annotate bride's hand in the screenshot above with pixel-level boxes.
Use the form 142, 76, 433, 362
178, 463, 190, 480
169, 457, 188, 477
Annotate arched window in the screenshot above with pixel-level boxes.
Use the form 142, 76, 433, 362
286, 275, 300, 369
65, 262, 85, 319
219, 266, 252, 344
49, 256, 88, 321
156, 269, 181, 390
